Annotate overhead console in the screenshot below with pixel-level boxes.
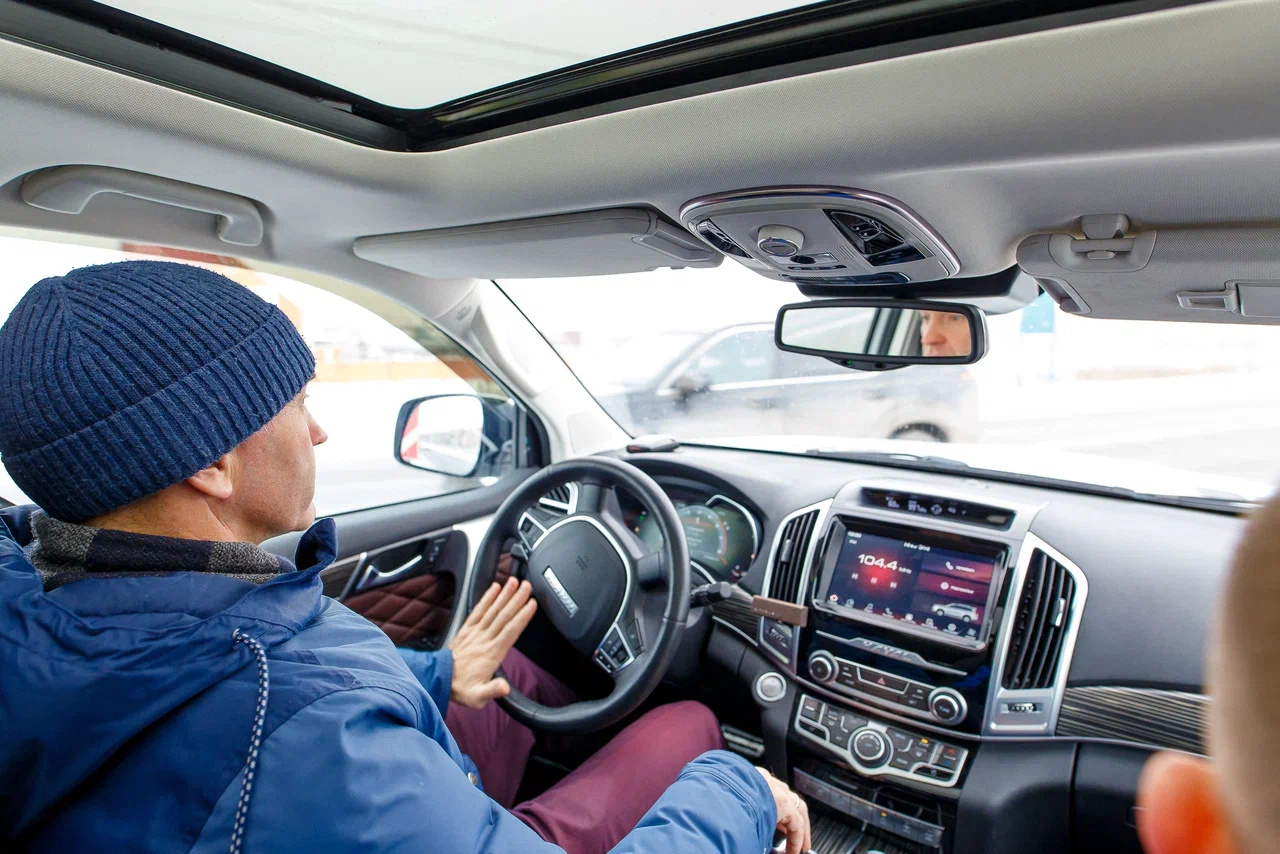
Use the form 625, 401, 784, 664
680, 186, 960, 285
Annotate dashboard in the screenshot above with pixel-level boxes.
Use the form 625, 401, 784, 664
598, 444, 1242, 854
618, 480, 760, 583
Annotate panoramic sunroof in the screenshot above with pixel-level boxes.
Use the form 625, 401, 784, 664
100, 0, 811, 109
6, 0, 1173, 150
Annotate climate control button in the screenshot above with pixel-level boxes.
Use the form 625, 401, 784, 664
929, 687, 968, 725
808, 651, 836, 683
851, 728, 891, 767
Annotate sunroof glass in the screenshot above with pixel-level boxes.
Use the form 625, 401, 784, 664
100, 0, 813, 109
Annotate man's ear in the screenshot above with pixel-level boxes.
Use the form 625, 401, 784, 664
185, 453, 234, 500
1137, 752, 1238, 854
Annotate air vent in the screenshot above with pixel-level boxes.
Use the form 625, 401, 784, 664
1002, 550, 1077, 690
767, 508, 821, 603
538, 483, 577, 514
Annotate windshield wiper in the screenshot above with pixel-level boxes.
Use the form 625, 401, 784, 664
803, 449, 1252, 515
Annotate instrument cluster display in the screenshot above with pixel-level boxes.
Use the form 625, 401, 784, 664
624, 485, 760, 583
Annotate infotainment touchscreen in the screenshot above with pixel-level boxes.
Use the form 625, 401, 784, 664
818, 524, 1000, 644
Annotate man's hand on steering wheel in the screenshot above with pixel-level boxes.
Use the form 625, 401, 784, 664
448, 577, 538, 709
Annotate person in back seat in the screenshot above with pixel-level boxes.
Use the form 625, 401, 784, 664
0, 260, 810, 853
1136, 493, 1280, 854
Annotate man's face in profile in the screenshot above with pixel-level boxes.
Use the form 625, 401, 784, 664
919, 310, 972, 358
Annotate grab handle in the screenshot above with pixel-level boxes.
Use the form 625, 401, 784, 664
21, 166, 264, 246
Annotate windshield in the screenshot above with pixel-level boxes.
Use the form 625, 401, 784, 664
502, 265, 1280, 503
101, 0, 808, 109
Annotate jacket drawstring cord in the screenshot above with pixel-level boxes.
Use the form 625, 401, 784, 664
229, 629, 270, 854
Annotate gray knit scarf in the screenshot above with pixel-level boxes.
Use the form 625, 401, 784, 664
26, 511, 293, 592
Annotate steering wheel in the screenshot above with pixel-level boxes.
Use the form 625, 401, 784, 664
466, 456, 691, 733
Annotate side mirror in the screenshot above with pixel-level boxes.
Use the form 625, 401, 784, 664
775, 298, 987, 371
671, 372, 709, 402
393, 394, 513, 478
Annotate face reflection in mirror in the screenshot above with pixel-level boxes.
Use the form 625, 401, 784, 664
918, 310, 973, 359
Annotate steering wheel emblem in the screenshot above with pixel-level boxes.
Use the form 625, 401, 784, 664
541, 566, 580, 617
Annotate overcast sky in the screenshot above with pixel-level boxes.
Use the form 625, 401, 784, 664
102, 0, 802, 107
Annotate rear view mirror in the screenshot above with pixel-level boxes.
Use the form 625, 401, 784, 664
775, 298, 987, 370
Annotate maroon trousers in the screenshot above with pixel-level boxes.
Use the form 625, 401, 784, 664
445, 649, 725, 854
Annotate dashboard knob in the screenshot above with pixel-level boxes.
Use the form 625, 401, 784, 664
929, 687, 968, 725
851, 728, 890, 767
808, 652, 836, 683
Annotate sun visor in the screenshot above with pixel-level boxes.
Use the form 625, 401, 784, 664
1017, 216, 1280, 325
353, 208, 721, 279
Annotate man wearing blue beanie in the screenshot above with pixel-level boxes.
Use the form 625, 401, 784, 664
0, 260, 801, 854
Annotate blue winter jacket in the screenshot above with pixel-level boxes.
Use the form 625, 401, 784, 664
0, 507, 776, 852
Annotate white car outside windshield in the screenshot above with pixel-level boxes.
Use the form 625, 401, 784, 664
501, 264, 1280, 503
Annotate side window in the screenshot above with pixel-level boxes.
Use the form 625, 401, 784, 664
0, 235, 514, 515
690, 329, 775, 385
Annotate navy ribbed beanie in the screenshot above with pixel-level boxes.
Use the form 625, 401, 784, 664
0, 260, 316, 522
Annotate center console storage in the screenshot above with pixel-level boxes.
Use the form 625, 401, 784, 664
795, 765, 952, 851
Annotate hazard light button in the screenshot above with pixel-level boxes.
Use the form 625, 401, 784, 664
855, 666, 908, 694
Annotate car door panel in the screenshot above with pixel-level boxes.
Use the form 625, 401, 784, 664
340, 530, 463, 647
265, 467, 535, 647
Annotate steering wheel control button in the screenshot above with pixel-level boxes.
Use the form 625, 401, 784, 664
799, 696, 823, 721
852, 729, 890, 767
597, 625, 633, 672
592, 650, 615, 673
928, 687, 968, 725
807, 651, 836, 683
754, 672, 787, 704
623, 620, 644, 653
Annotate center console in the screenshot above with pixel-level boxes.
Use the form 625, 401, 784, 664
800, 512, 1010, 736
747, 478, 1074, 851
795, 694, 969, 787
